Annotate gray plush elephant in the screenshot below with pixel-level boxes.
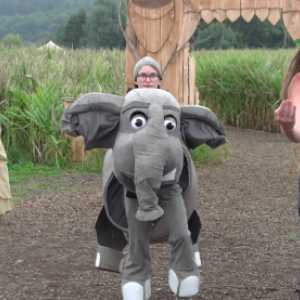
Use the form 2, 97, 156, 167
61, 88, 227, 300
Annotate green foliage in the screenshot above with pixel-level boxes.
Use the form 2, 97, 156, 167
0, 46, 125, 168
74, 149, 106, 173
3, 84, 69, 167
60, 9, 87, 49
55, 25, 67, 46
294, 39, 300, 48
0, 46, 229, 170
8, 151, 104, 201
253, 237, 276, 244
9, 162, 63, 183
231, 17, 293, 49
81, 0, 126, 49
194, 48, 296, 131
0, 34, 22, 48
8, 163, 86, 201
0, 0, 93, 15
0, 0, 93, 43
190, 144, 230, 168
192, 17, 294, 50
286, 236, 297, 242
1, 46, 295, 171
193, 23, 236, 50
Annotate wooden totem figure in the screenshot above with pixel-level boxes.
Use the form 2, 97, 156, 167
124, 0, 300, 106
125, 0, 201, 105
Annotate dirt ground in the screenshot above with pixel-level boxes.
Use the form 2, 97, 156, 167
1, 125, 300, 300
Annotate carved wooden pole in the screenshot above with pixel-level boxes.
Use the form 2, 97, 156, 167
125, 0, 200, 105
124, 0, 300, 106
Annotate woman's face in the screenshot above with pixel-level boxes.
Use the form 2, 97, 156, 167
135, 65, 161, 88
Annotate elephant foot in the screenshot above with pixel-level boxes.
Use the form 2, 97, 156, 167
295, 288, 300, 300
169, 269, 199, 298
192, 244, 201, 268
136, 206, 164, 221
122, 279, 151, 300
95, 245, 125, 273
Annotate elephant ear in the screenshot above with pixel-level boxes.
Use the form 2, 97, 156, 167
61, 92, 124, 150
180, 105, 227, 149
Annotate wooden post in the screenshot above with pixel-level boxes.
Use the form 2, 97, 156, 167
61, 98, 86, 163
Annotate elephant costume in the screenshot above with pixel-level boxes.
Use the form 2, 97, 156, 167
61, 88, 227, 300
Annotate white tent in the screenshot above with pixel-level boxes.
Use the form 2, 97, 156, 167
38, 40, 63, 50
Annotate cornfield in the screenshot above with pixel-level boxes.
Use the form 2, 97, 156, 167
0, 46, 125, 167
0, 46, 294, 166
194, 49, 296, 132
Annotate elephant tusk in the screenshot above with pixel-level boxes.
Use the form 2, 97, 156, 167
162, 168, 177, 182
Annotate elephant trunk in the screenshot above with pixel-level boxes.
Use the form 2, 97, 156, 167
134, 104, 170, 221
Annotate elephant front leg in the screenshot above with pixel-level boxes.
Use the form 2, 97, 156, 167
122, 196, 152, 300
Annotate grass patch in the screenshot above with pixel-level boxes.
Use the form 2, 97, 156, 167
225, 234, 245, 246
253, 237, 276, 244
7, 143, 228, 202
8, 158, 103, 201
194, 49, 296, 132
190, 144, 230, 168
286, 236, 297, 242
9, 162, 64, 183
10, 197, 22, 205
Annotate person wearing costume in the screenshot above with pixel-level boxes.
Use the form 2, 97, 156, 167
61, 59, 227, 300
0, 123, 12, 228
275, 48, 300, 295
95, 56, 202, 272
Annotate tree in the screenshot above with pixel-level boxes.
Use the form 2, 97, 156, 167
0, 0, 92, 16
192, 22, 236, 50
0, 34, 22, 48
54, 24, 66, 45
0, 25, 8, 38
82, 0, 126, 49
60, 9, 87, 49
192, 16, 295, 50
0, 0, 93, 42
227, 16, 294, 49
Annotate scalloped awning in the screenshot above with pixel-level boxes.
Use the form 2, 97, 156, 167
130, 0, 300, 40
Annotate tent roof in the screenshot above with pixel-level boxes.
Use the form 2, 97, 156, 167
38, 40, 62, 50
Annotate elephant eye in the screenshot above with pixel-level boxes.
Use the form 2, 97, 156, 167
164, 117, 176, 132
130, 114, 148, 130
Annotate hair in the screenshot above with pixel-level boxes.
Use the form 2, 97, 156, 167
281, 50, 300, 99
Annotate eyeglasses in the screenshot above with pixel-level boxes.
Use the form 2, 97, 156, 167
137, 73, 160, 82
